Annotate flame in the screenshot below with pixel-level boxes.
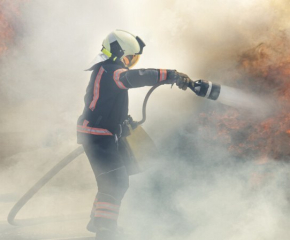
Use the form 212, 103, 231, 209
199, 31, 290, 161
0, 0, 26, 56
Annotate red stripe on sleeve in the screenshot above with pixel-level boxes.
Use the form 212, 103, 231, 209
159, 69, 167, 81
113, 69, 128, 89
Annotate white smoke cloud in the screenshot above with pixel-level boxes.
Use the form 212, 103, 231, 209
1, 0, 290, 239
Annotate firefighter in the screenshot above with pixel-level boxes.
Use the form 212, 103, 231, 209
77, 30, 190, 240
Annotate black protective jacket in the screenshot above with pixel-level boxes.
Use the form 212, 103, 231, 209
77, 59, 173, 144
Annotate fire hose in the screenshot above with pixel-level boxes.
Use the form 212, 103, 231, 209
7, 79, 220, 226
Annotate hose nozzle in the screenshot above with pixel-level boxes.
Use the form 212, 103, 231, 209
188, 79, 221, 100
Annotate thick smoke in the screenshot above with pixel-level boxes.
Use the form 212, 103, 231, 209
1, 0, 290, 239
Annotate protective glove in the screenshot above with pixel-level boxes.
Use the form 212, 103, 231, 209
127, 115, 138, 129
121, 115, 139, 138
164, 70, 179, 84
165, 70, 191, 90
176, 72, 190, 90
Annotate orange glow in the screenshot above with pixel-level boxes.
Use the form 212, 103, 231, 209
0, 0, 26, 56
199, 32, 290, 161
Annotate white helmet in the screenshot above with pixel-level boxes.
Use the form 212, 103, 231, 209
101, 30, 145, 68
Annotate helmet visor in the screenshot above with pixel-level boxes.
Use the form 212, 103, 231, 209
123, 55, 140, 68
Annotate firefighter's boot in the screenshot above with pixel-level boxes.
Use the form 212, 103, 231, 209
95, 227, 123, 240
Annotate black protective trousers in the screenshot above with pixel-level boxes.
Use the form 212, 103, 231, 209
83, 135, 129, 231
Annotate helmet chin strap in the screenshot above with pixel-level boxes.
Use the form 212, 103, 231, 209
123, 56, 130, 66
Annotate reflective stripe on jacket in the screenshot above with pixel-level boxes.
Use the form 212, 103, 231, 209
77, 59, 172, 144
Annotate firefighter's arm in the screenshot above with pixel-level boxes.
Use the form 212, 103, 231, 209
113, 69, 177, 89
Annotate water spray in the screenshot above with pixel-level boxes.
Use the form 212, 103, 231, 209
188, 79, 267, 114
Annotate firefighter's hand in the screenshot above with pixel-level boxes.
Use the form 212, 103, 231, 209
176, 72, 190, 90
164, 70, 179, 84
127, 115, 138, 129
166, 71, 191, 90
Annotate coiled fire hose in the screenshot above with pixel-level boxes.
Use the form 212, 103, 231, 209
7, 79, 220, 226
